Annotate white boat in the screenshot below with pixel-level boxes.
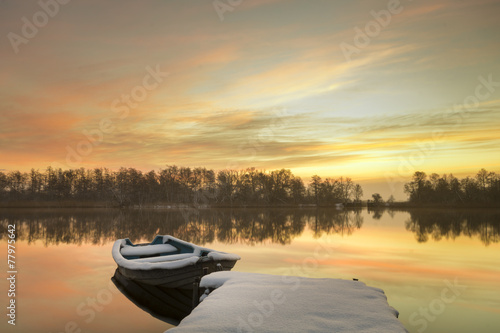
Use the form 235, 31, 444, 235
112, 235, 240, 289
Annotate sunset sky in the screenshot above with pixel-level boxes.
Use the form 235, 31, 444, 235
1, 0, 499, 199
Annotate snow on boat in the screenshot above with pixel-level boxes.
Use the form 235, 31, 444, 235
112, 235, 240, 289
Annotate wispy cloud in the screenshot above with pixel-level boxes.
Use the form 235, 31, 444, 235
1, 0, 499, 193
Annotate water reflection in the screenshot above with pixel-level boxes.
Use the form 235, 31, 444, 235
1, 208, 498, 247
111, 269, 192, 326
0, 208, 362, 246
405, 209, 500, 246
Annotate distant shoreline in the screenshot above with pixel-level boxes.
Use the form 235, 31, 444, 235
1, 200, 499, 209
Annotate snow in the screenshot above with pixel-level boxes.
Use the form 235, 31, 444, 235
112, 239, 200, 270
167, 272, 407, 333
121, 243, 178, 257
207, 252, 241, 261
130, 253, 197, 263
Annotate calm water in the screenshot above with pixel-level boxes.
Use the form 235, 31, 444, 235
1, 208, 499, 333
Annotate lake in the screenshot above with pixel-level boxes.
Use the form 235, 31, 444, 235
1, 207, 499, 333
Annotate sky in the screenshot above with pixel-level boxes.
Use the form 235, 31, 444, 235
1, 0, 500, 199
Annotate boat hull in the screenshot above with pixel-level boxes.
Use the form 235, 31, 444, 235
117, 258, 238, 289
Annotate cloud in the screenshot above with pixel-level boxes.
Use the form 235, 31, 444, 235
1, 0, 499, 179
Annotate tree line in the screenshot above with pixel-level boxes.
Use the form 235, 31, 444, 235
0, 166, 363, 207
404, 169, 500, 206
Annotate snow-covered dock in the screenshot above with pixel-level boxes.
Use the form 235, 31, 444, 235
167, 272, 408, 332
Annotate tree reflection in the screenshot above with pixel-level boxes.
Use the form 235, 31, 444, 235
0, 208, 362, 246
2, 208, 497, 247
310, 208, 363, 238
405, 209, 500, 246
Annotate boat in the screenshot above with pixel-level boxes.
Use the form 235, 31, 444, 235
111, 268, 192, 326
112, 235, 240, 289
